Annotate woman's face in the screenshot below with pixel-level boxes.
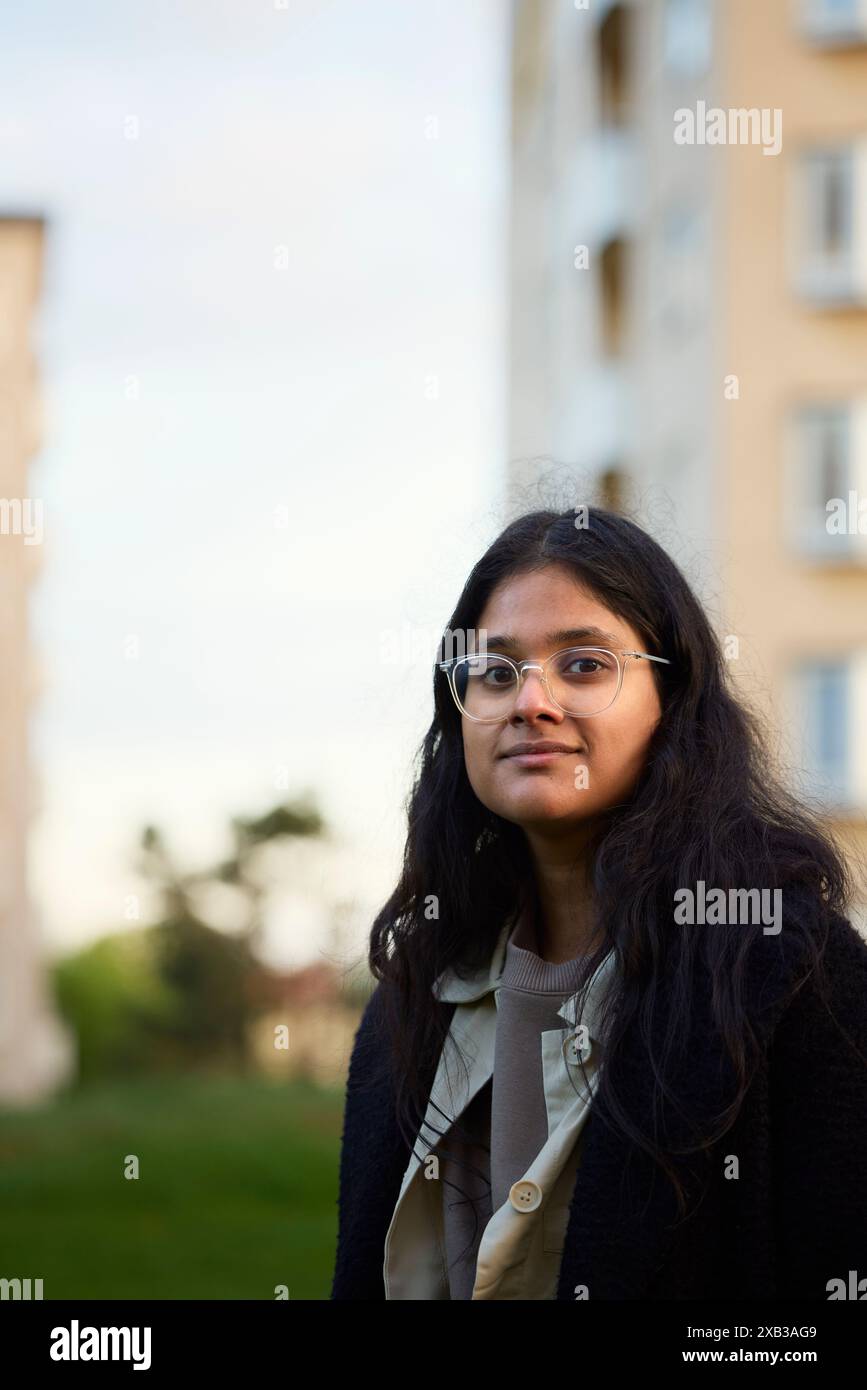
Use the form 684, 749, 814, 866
461, 565, 664, 837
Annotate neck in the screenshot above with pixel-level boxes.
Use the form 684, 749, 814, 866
521, 828, 602, 963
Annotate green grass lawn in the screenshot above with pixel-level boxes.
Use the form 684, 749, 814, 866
0, 1073, 345, 1300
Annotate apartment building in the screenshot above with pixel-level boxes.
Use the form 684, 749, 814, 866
0, 214, 73, 1101
507, 0, 867, 926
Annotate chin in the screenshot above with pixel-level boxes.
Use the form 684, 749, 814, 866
501, 794, 589, 824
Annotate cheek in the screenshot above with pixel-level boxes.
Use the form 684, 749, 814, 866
463, 733, 516, 811
595, 704, 659, 781
462, 729, 491, 786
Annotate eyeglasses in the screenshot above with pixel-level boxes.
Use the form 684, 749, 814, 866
437, 646, 671, 722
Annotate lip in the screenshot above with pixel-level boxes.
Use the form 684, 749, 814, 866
501, 741, 583, 766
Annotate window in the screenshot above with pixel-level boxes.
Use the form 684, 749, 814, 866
787, 401, 867, 562
789, 653, 867, 811
599, 237, 627, 355
800, 0, 867, 46
663, 0, 712, 76
596, 466, 628, 512
795, 145, 867, 304
598, 5, 630, 127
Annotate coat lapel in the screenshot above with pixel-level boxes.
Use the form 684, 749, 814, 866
393, 995, 497, 1206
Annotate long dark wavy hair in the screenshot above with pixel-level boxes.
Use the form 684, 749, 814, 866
366, 505, 855, 1237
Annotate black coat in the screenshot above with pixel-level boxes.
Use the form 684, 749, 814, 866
330, 912, 867, 1300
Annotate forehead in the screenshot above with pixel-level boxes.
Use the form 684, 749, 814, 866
475, 568, 638, 650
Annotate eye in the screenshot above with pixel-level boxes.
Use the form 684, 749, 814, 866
554, 650, 617, 680
483, 662, 516, 687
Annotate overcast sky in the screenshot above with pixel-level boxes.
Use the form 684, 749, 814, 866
0, 0, 510, 968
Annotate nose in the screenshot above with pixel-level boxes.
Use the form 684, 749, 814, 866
509, 665, 564, 722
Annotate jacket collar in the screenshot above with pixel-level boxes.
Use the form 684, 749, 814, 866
432, 913, 617, 1040
431, 916, 513, 1004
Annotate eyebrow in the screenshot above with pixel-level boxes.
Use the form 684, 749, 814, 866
481, 627, 626, 653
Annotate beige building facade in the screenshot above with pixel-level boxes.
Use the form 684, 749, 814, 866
507, 0, 867, 929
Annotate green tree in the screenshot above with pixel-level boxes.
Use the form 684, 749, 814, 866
53, 796, 326, 1081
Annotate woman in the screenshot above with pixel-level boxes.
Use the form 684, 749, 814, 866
331, 506, 867, 1301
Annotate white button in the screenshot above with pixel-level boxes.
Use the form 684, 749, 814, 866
564, 1031, 593, 1065
509, 1179, 542, 1212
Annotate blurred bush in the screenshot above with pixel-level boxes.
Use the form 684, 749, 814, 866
52, 928, 174, 1081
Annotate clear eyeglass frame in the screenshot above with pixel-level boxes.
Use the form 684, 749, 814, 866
437, 645, 672, 723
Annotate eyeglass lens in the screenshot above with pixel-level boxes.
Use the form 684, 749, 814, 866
452, 647, 620, 719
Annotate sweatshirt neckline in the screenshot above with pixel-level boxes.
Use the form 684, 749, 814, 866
499, 911, 587, 993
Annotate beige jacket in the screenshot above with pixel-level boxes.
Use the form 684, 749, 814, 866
382, 919, 618, 1299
